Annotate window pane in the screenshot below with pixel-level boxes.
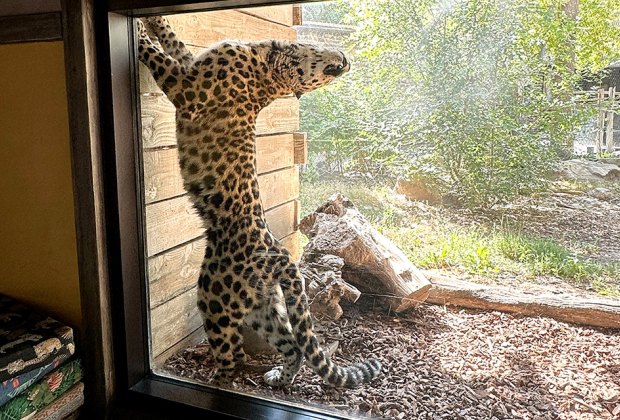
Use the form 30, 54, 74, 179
137, 2, 620, 418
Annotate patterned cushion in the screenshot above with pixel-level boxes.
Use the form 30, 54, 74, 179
32, 382, 84, 420
0, 295, 75, 383
0, 354, 71, 407
0, 359, 82, 420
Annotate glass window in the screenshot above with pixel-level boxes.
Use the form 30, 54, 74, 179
133, 2, 620, 418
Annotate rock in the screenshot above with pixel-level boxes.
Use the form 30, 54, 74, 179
600, 157, 620, 166
553, 159, 620, 182
394, 178, 441, 203
588, 187, 613, 201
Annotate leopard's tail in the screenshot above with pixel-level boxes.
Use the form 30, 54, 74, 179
282, 274, 381, 388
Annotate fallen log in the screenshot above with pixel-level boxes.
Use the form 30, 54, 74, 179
299, 252, 361, 320
299, 193, 431, 312
425, 271, 620, 330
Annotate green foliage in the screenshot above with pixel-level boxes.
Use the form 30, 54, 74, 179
300, 0, 620, 207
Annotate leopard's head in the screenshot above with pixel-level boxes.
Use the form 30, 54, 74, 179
250, 40, 350, 100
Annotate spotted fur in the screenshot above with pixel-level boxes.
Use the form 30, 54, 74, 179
137, 16, 380, 388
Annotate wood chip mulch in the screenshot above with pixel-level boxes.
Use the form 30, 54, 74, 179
162, 302, 620, 419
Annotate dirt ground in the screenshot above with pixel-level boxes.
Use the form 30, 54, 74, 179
468, 186, 620, 266
163, 300, 620, 419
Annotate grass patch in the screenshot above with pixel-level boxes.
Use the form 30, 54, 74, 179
300, 178, 399, 226
495, 233, 598, 281
411, 228, 498, 274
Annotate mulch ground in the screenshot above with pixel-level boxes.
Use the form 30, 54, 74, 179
163, 301, 620, 419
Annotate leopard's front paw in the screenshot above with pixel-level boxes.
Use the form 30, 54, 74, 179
136, 19, 148, 39
208, 369, 234, 388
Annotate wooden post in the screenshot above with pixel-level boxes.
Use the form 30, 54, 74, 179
293, 132, 308, 165
596, 89, 605, 154
607, 87, 616, 154
292, 5, 303, 26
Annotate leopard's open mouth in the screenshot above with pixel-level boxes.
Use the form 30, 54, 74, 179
323, 64, 345, 77
324, 56, 349, 77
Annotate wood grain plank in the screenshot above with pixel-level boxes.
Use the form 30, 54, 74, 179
0, 12, 61, 43
293, 132, 308, 165
150, 286, 202, 358
166, 10, 296, 48
145, 195, 203, 257
265, 200, 298, 240
147, 200, 297, 311
148, 238, 206, 309
139, 89, 299, 148
152, 327, 204, 368
0, 0, 60, 16
280, 231, 301, 262
146, 190, 299, 258
142, 147, 184, 204
293, 5, 303, 26
256, 134, 295, 174
138, 62, 161, 94
139, 95, 176, 150
258, 166, 299, 211
239, 5, 293, 27
255, 96, 299, 135
143, 133, 296, 204
61, 0, 114, 413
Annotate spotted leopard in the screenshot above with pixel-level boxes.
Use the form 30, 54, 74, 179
137, 16, 381, 388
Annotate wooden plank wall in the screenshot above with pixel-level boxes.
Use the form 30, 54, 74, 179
139, 6, 306, 364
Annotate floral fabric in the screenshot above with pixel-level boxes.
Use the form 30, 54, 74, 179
32, 382, 83, 420
0, 354, 72, 407
0, 359, 82, 420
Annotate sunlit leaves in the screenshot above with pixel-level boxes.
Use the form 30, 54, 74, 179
300, 0, 620, 207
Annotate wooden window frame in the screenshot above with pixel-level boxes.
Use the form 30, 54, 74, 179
0, 13, 62, 44
64, 0, 345, 418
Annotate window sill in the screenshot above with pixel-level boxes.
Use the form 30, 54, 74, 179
123, 375, 350, 419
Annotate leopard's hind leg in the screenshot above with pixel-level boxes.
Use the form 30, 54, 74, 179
197, 289, 247, 386
245, 285, 303, 387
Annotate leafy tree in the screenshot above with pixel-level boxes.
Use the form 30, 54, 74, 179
300, 0, 620, 207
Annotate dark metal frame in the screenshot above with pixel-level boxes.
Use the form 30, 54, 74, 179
89, 1, 351, 418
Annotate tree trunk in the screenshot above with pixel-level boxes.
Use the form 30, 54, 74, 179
425, 271, 620, 330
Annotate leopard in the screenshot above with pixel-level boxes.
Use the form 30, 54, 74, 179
137, 16, 381, 388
